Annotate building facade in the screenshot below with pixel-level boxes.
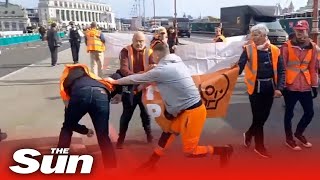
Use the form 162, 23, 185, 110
299, 0, 317, 12
38, 0, 116, 29
0, 2, 29, 31
26, 8, 39, 25
145, 16, 172, 27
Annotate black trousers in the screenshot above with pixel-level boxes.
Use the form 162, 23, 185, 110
247, 93, 274, 149
283, 90, 314, 140
70, 41, 80, 62
118, 92, 151, 140
49, 46, 58, 65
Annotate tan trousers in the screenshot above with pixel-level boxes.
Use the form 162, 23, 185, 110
89, 51, 104, 77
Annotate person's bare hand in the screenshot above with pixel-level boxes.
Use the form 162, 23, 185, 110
274, 90, 282, 98
111, 94, 122, 104
105, 77, 117, 84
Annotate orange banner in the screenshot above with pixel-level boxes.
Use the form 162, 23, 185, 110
142, 66, 240, 132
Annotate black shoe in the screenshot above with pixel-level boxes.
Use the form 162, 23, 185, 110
116, 137, 124, 149
0, 129, 7, 141
294, 134, 312, 148
74, 61, 78, 64
51, 64, 56, 67
147, 134, 153, 143
254, 148, 271, 158
220, 145, 233, 168
285, 139, 302, 151
243, 132, 252, 148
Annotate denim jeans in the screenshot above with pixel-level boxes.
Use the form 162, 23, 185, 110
57, 86, 117, 168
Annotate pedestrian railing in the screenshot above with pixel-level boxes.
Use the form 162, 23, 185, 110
0, 32, 66, 47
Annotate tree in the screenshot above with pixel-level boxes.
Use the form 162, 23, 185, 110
187, 15, 193, 19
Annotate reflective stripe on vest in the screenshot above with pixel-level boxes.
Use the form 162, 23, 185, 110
286, 41, 312, 85
126, 45, 150, 71
244, 43, 279, 95
59, 64, 113, 101
86, 29, 105, 52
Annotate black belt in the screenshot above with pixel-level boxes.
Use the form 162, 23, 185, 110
186, 100, 202, 110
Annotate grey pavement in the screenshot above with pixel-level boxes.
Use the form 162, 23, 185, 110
0, 33, 319, 178
0, 39, 71, 77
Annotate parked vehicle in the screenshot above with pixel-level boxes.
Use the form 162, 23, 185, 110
221, 5, 288, 46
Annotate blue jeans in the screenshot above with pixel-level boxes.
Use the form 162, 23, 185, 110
57, 86, 116, 168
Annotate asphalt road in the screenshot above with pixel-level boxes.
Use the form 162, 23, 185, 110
181, 33, 213, 44
0, 40, 71, 78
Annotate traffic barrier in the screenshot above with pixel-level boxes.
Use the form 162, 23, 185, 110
0, 31, 66, 47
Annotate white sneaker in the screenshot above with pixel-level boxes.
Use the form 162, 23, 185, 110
286, 140, 302, 151
295, 135, 312, 148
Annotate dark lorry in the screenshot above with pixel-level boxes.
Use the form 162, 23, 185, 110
221, 5, 288, 46
169, 18, 191, 38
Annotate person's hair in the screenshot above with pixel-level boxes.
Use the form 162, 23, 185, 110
51, 23, 57, 28
250, 24, 269, 35
91, 22, 97, 28
153, 43, 169, 54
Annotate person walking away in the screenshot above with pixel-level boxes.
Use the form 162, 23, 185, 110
239, 24, 285, 158
85, 22, 106, 77
281, 20, 318, 150
167, 27, 179, 53
39, 25, 47, 41
47, 23, 61, 66
68, 21, 84, 64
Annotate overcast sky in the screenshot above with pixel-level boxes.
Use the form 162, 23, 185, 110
3, 0, 309, 18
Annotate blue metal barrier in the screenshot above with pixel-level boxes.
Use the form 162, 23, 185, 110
0, 32, 65, 47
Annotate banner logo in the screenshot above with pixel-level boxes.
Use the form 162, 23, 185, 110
199, 74, 230, 110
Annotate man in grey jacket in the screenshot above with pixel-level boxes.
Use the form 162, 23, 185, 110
106, 43, 233, 170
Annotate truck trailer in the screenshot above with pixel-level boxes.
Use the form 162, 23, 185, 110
221, 5, 288, 46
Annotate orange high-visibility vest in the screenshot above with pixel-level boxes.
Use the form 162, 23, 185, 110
125, 45, 153, 71
60, 64, 113, 101
286, 40, 313, 85
86, 28, 105, 52
244, 43, 280, 95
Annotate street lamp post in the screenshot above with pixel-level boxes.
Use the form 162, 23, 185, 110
312, 0, 319, 44
153, 0, 156, 26
174, 0, 177, 37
